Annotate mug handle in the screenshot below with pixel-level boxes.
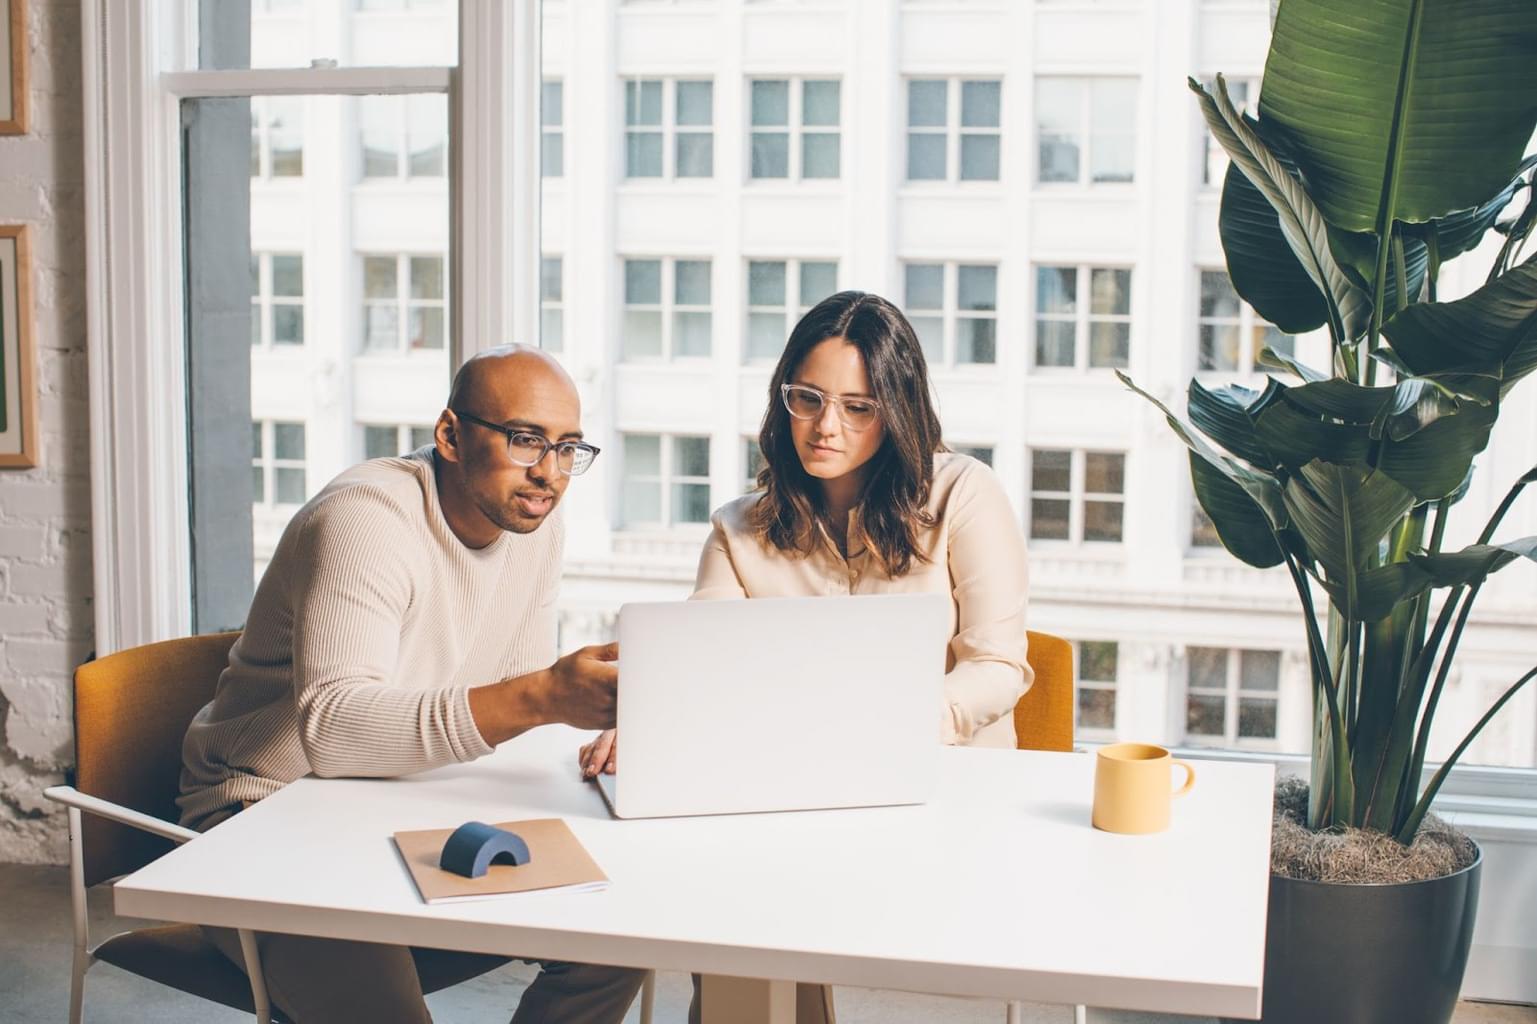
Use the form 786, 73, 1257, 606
1171, 760, 1196, 798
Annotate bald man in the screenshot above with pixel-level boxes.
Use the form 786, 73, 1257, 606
178, 347, 645, 1024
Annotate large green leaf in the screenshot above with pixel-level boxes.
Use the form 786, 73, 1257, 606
1192, 77, 1371, 341
1284, 462, 1417, 618
1408, 536, 1537, 585
1187, 378, 1282, 469
1218, 145, 1332, 334
1259, 0, 1537, 231
1410, 155, 1537, 263
1380, 253, 1537, 397
1319, 561, 1430, 622
1254, 399, 1372, 471
1376, 399, 1499, 500
1328, 226, 1429, 314
1190, 453, 1287, 568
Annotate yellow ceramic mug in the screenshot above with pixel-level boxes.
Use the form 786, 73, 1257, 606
1092, 743, 1196, 834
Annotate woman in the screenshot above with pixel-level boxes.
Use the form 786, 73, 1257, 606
580, 290, 1033, 1022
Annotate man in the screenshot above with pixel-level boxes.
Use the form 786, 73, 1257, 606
178, 346, 644, 1023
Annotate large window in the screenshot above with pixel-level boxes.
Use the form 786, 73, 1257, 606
250, 253, 305, 348
625, 79, 714, 179
749, 78, 841, 180
622, 258, 712, 360
906, 78, 1002, 182
1075, 640, 1119, 738
904, 262, 998, 366
1197, 269, 1292, 374
1034, 266, 1132, 370
361, 254, 447, 353
359, 94, 447, 179
1035, 77, 1137, 185
622, 434, 712, 528
745, 259, 838, 361
1185, 647, 1281, 748
252, 421, 307, 507
1029, 449, 1126, 543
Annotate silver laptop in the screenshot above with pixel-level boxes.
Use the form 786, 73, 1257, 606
595, 592, 949, 818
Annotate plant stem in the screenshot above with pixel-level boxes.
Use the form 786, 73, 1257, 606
1286, 551, 1350, 827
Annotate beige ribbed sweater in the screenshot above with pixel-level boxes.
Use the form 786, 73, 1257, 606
177, 449, 561, 831
693, 452, 1032, 748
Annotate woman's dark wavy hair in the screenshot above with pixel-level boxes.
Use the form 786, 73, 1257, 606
749, 290, 945, 577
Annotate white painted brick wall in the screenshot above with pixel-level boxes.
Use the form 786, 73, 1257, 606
0, 0, 89, 864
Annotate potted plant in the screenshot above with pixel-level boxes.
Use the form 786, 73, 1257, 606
1119, 2, 1537, 1021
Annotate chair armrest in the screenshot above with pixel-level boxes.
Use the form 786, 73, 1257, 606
44, 786, 199, 844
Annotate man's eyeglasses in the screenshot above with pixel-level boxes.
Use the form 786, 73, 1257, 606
780, 383, 882, 431
452, 410, 601, 476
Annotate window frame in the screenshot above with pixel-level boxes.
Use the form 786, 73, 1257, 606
1033, 74, 1139, 188
743, 257, 839, 363
622, 76, 715, 181
249, 95, 306, 181
1027, 447, 1126, 545
903, 76, 1003, 185
902, 260, 1000, 368
1073, 638, 1119, 742
357, 92, 450, 182
1032, 263, 1133, 372
1182, 646, 1283, 751
620, 256, 714, 362
250, 251, 306, 349
746, 76, 842, 183
359, 252, 450, 355
251, 419, 308, 509
1195, 266, 1291, 378
619, 431, 714, 530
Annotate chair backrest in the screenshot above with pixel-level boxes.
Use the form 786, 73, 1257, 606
73, 632, 240, 886
1014, 630, 1074, 752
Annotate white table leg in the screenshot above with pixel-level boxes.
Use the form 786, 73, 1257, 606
699, 974, 796, 1024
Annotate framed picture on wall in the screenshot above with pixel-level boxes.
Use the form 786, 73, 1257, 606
0, 0, 25, 135
0, 225, 37, 468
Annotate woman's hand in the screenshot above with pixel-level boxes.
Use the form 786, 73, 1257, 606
578, 729, 618, 777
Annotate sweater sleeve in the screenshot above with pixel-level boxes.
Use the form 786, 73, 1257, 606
941, 462, 1033, 744
287, 488, 493, 778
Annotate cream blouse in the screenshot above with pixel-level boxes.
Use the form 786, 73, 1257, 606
691, 451, 1032, 748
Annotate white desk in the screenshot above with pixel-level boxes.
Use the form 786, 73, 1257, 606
116, 726, 1273, 1021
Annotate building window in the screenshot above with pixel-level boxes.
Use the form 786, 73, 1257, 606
904, 262, 998, 366
745, 259, 838, 361
363, 423, 435, 460
1185, 647, 1280, 746
1197, 269, 1293, 374
622, 258, 712, 360
621, 433, 712, 527
906, 78, 1001, 183
953, 445, 994, 467
1035, 77, 1137, 185
250, 253, 304, 348
361, 254, 447, 353
359, 94, 447, 179
542, 80, 564, 178
743, 436, 764, 493
1203, 77, 1258, 188
625, 78, 714, 179
540, 256, 564, 353
749, 78, 841, 180
1029, 449, 1125, 543
250, 96, 304, 179
252, 420, 307, 507
1034, 265, 1131, 370
1192, 493, 1223, 549
1075, 640, 1118, 736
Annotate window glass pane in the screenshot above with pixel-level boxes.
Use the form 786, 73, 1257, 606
541, 81, 563, 126
675, 260, 711, 305
1188, 647, 1228, 690
1239, 698, 1278, 738
957, 265, 996, 311
1036, 78, 1081, 183
1199, 324, 1242, 372
905, 263, 944, 311
1031, 499, 1070, 540
542, 132, 563, 178
911, 317, 943, 365
907, 134, 946, 180
274, 468, 307, 505
673, 436, 710, 477
1240, 650, 1281, 692
802, 80, 840, 126
676, 81, 713, 126
676, 133, 714, 177
744, 437, 765, 488
364, 425, 397, 460
623, 481, 662, 525
1200, 270, 1241, 318
673, 312, 713, 357
674, 482, 712, 523
626, 80, 662, 125
405, 93, 446, 176
251, 422, 265, 458
622, 311, 663, 358
625, 260, 662, 304
237, 1, 458, 69
409, 426, 435, 450
752, 133, 790, 178
955, 445, 993, 466
748, 261, 787, 307
1036, 321, 1076, 367
1078, 688, 1115, 730
751, 80, 789, 126
364, 256, 397, 298
268, 98, 305, 177
273, 422, 306, 460
1032, 449, 1071, 492
1089, 78, 1137, 183
1193, 502, 1223, 548
541, 257, 562, 302
359, 95, 397, 178
1186, 695, 1226, 737
1036, 266, 1076, 313
1083, 500, 1123, 542
1081, 640, 1118, 681
409, 306, 444, 349
624, 434, 662, 475
1084, 452, 1124, 493
541, 309, 563, 351
271, 255, 303, 296
410, 256, 443, 299
961, 80, 1001, 127
626, 132, 663, 177
272, 305, 304, 345
800, 262, 838, 306
959, 134, 1000, 180
748, 313, 786, 361
364, 305, 399, 352
1089, 322, 1130, 368
908, 80, 947, 127
957, 319, 996, 364
802, 133, 840, 178
1090, 268, 1131, 315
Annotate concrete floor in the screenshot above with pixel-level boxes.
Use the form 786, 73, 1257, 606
2, 863, 1533, 1024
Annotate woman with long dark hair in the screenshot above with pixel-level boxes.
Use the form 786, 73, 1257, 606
582, 290, 1032, 1023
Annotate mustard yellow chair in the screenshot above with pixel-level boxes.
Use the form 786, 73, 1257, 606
44, 633, 502, 1023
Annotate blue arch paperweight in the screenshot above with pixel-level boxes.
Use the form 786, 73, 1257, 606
439, 821, 533, 878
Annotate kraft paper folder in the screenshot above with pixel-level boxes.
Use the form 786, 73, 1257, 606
393, 818, 610, 904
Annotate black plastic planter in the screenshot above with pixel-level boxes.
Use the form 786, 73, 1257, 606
1226, 847, 1482, 1024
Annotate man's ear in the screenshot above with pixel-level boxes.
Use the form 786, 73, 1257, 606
434, 411, 462, 464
